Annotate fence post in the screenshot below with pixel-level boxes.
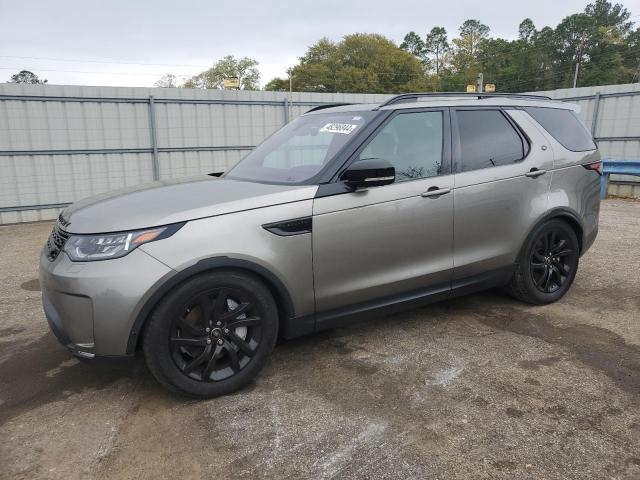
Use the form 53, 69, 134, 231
283, 97, 289, 125
591, 92, 601, 137
148, 95, 160, 181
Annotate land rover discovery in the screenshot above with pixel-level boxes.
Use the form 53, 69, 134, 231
40, 93, 601, 397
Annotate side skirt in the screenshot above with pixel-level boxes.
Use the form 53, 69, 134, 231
280, 265, 515, 339
450, 265, 515, 299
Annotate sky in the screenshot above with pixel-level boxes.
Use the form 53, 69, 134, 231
1, 0, 640, 88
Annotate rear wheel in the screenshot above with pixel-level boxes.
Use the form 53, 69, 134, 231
143, 271, 278, 397
506, 220, 580, 305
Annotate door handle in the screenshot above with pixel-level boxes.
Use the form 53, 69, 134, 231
421, 187, 451, 198
525, 168, 547, 178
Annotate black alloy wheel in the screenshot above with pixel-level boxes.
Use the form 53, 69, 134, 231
170, 288, 262, 382
506, 219, 580, 305
529, 229, 578, 294
143, 271, 278, 397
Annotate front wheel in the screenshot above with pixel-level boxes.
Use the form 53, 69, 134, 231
506, 220, 580, 305
143, 271, 278, 397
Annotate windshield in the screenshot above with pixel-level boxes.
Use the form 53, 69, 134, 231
225, 111, 376, 184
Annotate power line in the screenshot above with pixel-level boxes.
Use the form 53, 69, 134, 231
0, 54, 287, 70
0, 55, 212, 68
0, 66, 197, 77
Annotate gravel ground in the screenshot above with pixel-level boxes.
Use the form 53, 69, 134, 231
1, 199, 639, 480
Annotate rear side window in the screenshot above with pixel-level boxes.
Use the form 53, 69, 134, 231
456, 110, 527, 172
524, 107, 596, 152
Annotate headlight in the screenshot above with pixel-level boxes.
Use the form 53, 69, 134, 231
64, 223, 183, 261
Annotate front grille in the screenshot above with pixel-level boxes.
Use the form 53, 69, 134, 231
46, 223, 70, 261
57, 212, 70, 228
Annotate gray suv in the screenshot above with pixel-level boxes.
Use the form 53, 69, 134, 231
40, 93, 601, 397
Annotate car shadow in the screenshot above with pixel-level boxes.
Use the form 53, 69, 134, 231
0, 332, 147, 427
2, 289, 490, 425
12, 286, 630, 425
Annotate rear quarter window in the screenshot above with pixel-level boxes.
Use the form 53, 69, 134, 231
524, 107, 596, 152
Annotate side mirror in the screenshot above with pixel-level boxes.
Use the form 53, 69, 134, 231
341, 158, 395, 189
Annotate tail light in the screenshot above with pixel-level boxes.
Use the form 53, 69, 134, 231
583, 161, 603, 175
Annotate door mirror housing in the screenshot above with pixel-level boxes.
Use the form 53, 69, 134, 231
341, 158, 395, 189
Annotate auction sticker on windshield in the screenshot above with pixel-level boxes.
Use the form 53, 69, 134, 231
320, 123, 359, 134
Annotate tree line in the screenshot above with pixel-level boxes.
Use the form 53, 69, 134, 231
265, 0, 640, 93
7, 1, 639, 94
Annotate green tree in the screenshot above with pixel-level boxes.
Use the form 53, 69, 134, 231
456, 20, 490, 55
450, 20, 490, 76
449, 19, 490, 86
424, 27, 449, 76
580, 0, 633, 86
554, 13, 598, 87
477, 38, 519, 91
9, 70, 47, 84
400, 31, 427, 64
518, 18, 536, 42
626, 27, 640, 82
531, 26, 559, 90
264, 77, 289, 91
301, 37, 338, 63
183, 56, 260, 90
272, 33, 430, 94
585, 0, 632, 35
271, 0, 640, 95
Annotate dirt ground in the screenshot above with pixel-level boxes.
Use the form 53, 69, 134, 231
1, 200, 639, 480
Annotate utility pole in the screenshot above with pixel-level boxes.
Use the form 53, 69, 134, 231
573, 62, 580, 88
288, 70, 293, 123
477, 73, 484, 93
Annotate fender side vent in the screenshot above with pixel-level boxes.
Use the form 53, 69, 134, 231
262, 217, 312, 236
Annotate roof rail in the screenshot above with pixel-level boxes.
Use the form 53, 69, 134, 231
379, 92, 552, 107
306, 103, 353, 113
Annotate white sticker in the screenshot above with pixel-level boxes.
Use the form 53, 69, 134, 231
352, 116, 363, 121
320, 123, 359, 135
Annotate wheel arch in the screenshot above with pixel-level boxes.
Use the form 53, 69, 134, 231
518, 207, 585, 261
126, 257, 297, 355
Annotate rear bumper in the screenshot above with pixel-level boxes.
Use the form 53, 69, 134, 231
40, 247, 174, 357
581, 191, 600, 256
582, 224, 598, 256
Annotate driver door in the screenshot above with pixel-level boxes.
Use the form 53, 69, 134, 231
312, 108, 454, 317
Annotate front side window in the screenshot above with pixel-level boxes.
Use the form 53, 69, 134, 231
358, 111, 444, 182
456, 110, 527, 172
225, 111, 376, 184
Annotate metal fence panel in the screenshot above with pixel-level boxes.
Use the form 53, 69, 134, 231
0, 83, 393, 223
1, 82, 638, 223
157, 149, 246, 179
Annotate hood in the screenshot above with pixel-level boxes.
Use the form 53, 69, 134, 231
61, 176, 318, 234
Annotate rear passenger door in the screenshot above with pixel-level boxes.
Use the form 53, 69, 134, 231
451, 108, 554, 284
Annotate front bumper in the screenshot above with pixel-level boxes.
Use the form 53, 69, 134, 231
40, 247, 174, 357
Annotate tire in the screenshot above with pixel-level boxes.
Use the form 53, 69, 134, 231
143, 270, 278, 398
506, 219, 580, 305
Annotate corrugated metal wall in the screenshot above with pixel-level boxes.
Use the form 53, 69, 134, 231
1, 83, 638, 224
0, 83, 389, 223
